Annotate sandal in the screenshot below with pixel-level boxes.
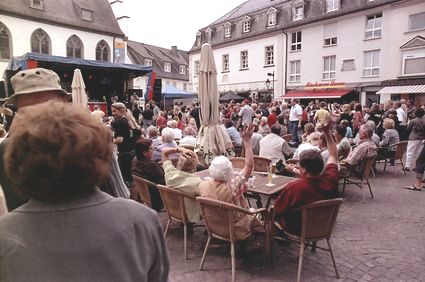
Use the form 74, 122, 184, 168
405, 185, 422, 191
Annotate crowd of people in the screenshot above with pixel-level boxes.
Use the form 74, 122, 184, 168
0, 67, 424, 281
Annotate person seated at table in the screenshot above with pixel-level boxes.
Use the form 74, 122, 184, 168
258, 116, 271, 135
132, 138, 164, 212
162, 146, 202, 223
179, 126, 197, 147
199, 124, 264, 240
378, 118, 400, 160
224, 119, 242, 145
301, 123, 315, 143
352, 120, 380, 146
259, 124, 292, 164
292, 132, 321, 160
147, 125, 161, 148
167, 120, 182, 140
341, 123, 378, 176
340, 119, 353, 138
274, 121, 339, 236
333, 124, 351, 160
152, 127, 177, 162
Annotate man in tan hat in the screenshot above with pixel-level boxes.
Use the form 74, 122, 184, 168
0, 68, 69, 211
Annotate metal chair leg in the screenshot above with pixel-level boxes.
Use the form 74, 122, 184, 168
400, 158, 406, 175
366, 177, 374, 199
361, 180, 366, 203
327, 239, 340, 279
297, 242, 305, 282
383, 159, 387, 171
311, 241, 317, 252
164, 218, 171, 238
183, 223, 188, 260
231, 241, 236, 282
199, 235, 211, 271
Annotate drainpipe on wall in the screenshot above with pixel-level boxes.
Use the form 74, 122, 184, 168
282, 30, 288, 98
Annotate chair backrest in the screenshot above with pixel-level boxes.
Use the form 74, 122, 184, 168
253, 156, 271, 172
196, 197, 236, 241
362, 155, 377, 179
301, 198, 343, 241
393, 141, 408, 159
157, 184, 195, 223
229, 157, 245, 169
282, 134, 292, 143
132, 175, 155, 208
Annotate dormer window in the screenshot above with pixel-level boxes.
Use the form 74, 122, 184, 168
81, 9, 93, 21
242, 16, 251, 33
326, 0, 339, 13
224, 22, 232, 38
206, 28, 212, 42
179, 65, 186, 75
164, 62, 171, 72
31, 0, 44, 10
196, 31, 201, 46
293, 6, 304, 21
267, 7, 277, 27
144, 59, 152, 66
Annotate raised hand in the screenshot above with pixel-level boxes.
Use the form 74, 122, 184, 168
241, 123, 255, 142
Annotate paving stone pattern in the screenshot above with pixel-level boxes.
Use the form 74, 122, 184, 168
159, 162, 425, 282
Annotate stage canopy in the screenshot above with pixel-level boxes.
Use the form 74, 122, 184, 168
162, 85, 194, 99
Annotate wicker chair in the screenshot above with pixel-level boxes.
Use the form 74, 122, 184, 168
157, 184, 197, 260
253, 156, 271, 172
196, 197, 272, 282
229, 157, 245, 169
379, 141, 408, 176
282, 134, 292, 143
131, 175, 156, 209
341, 155, 377, 202
280, 198, 343, 282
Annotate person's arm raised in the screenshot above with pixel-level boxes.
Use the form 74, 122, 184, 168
240, 123, 255, 181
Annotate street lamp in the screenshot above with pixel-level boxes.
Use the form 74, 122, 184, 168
266, 71, 275, 101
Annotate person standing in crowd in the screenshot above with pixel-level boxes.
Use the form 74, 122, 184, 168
405, 143, 425, 191
405, 108, 425, 171
91, 104, 105, 123
142, 103, 154, 129
340, 104, 353, 127
352, 103, 364, 137
0, 101, 169, 281
111, 102, 135, 187
239, 99, 255, 129
268, 107, 278, 127
314, 102, 330, 125
189, 102, 201, 129
289, 99, 303, 145
274, 120, 339, 236
396, 100, 408, 141
155, 111, 168, 130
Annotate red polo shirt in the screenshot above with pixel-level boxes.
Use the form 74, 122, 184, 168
274, 163, 339, 235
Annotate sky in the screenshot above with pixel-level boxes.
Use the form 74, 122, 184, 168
123, 0, 247, 51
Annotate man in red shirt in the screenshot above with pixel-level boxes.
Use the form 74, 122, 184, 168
274, 121, 339, 235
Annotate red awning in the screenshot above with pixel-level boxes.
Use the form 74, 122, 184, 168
282, 88, 353, 99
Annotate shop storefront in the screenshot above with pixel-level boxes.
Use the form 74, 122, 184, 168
377, 78, 425, 106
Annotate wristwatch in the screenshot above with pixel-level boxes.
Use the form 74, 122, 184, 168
176, 147, 180, 153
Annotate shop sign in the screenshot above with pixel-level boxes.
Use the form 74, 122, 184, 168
305, 81, 346, 89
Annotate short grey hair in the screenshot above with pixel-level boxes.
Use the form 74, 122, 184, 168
209, 156, 234, 182
167, 120, 178, 128
147, 125, 158, 138
161, 127, 175, 142
366, 120, 376, 129
361, 124, 374, 138
184, 126, 195, 136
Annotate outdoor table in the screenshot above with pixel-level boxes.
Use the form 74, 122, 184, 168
194, 169, 294, 209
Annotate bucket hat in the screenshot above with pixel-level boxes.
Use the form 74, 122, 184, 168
8, 68, 68, 103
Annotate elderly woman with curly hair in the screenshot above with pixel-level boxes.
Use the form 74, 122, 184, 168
199, 124, 264, 240
0, 101, 169, 281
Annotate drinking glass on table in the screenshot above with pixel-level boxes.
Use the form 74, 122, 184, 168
267, 171, 273, 186
271, 163, 277, 178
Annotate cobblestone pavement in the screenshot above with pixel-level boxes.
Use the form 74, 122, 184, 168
159, 162, 425, 282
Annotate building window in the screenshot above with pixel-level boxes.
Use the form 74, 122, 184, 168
242, 16, 251, 33
265, 46, 274, 66
363, 50, 380, 77
224, 22, 232, 38
408, 12, 425, 32
222, 54, 229, 72
95, 40, 109, 61
31, 28, 50, 54
179, 65, 186, 74
293, 6, 304, 21
240, 51, 248, 69
196, 31, 201, 46
291, 31, 302, 51
341, 59, 356, 71
206, 28, 212, 42
144, 59, 152, 66
323, 56, 336, 79
194, 60, 200, 76
66, 35, 84, 58
164, 62, 171, 72
402, 51, 425, 76
81, 9, 93, 21
365, 13, 382, 39
267, 8, 277, 27
326, 0, 339, 12
323, 23, 337, 46
289, 60, 301, 82
0, 22, 11, 60
31, 0, 44, 10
